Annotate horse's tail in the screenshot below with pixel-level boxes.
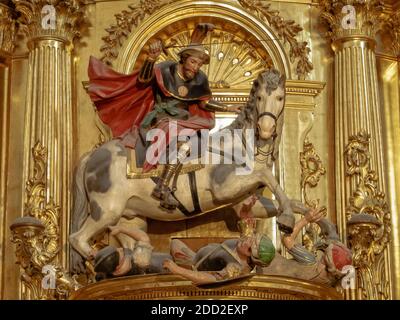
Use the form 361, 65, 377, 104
71, 152, 91, 234
69, 152, 91, 273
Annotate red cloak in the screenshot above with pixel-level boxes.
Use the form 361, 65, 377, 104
87, 56, 214, 138
87, 56, 215, 171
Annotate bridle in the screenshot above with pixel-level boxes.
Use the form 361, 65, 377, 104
255, 100, 284, 161
257, 109, 283, 125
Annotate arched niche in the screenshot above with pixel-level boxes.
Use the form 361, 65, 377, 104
99, 0, 293, 247
114, 0, 291, 83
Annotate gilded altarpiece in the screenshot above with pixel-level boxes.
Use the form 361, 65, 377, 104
0, 0, 399, 300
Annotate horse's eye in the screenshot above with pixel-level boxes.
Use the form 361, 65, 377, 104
257, 96, 261, 101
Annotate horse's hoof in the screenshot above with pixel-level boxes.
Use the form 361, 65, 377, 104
277, 213, 295, 234
151, 187, 163, 201
160, 201, 177, 212
159, 191, 179, 212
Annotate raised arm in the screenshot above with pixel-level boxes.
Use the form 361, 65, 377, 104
138, 40, 162, 84
200, 100, 242, 113
282, 208, 324, 250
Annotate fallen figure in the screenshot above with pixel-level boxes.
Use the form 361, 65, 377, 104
163, 208, 353, 287
163, 232, 275, 285
258, 209, 353, 286
93, 225, 172, 280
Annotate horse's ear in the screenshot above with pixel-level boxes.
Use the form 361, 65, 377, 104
253, 79, 259, 88
279, 74, 286, 88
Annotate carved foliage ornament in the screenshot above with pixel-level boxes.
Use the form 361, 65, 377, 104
345, 131, 391, 300
10, 142, 80, 300
100, 0, 172, 64
383, 10, 400, 56
299, 138, 327, 254
100, 0, 313, 79
318, 0, 385, 40
12, 0, 86, 41
238, 0, 313, 79
0, 4, 18, 53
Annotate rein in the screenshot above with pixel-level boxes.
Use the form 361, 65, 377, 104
254, 99, 284, 163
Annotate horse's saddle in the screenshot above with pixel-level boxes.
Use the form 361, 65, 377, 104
126, 128, 204, 179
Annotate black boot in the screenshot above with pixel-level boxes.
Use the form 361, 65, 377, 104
160, 164, 181, 211
151, 164, 179, 210
151, 165, 169, 201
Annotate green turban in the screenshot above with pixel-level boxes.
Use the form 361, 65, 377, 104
251, 233, 275, 265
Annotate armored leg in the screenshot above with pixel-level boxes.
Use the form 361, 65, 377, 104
159, 164, 182, 210
151, 142, 191, 211
151, 164, 174, 201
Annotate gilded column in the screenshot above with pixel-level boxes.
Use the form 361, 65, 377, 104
381, 7, 400, 301
319, 0, 392, 299
0, 2, 17, 300
13, 0, 85, 269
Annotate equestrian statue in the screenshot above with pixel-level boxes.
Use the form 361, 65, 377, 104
69, 24, 310, 273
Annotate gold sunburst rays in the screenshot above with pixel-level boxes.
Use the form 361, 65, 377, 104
159, 29, 272, 89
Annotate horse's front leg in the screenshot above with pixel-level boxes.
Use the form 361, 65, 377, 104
290, 199, 310, 215
69, 199, 125, 259
260, 169, 295, 234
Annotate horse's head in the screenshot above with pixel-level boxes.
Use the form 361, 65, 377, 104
252, 69, 286, 140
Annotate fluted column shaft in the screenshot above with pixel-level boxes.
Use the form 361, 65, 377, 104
13, 0, 84, 271
333, 38, 385, 240
23, 37, 74, 267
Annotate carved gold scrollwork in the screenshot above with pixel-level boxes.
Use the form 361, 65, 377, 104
300, 138, 326, 209
0, 4, 18, 54
24, 143, 59, 264
10, 142, 80, 300
238, 0, 313, 80
299, 138, 327, 254
345, 131, 391, 300
100, 0, 312, 80
100, 0, 171, 65
383, 11, 400, 56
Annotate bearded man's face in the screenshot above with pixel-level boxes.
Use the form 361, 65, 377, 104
182, 56, 203, 80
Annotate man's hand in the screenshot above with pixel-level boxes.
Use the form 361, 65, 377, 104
148, 39, 163, 61
230, 105, 242, 114
305, 208, 324, 223
88, 248, 98, 260
239, 194, 258, 219
163, 259, 179, 273
109, 225, 121, 236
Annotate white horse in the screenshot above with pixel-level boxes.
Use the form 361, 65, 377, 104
69, 69, 309, 272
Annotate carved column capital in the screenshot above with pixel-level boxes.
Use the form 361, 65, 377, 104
0, 3, 18, 54
12, 0, 85, 45
384, 10, 400, 56
318, 0, 385, 45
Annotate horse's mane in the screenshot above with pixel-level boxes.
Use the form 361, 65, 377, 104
226, 88, 257, 131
